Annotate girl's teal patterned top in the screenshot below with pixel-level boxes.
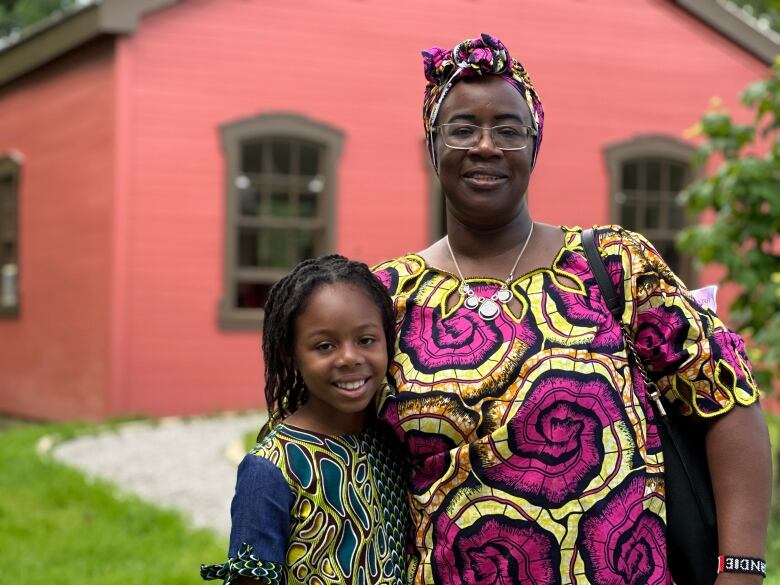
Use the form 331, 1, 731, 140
201, 422, 408, 585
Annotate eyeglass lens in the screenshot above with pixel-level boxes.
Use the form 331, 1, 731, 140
438, 124, 533, 150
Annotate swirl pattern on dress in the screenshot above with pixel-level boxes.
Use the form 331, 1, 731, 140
472, 369, 632, 507
577, 475, 669, 585
433, 513, 561, 585
398, 282, 539, 375
374, 226, 759, 585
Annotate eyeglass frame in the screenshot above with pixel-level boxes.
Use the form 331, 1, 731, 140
432, 123, 538, 151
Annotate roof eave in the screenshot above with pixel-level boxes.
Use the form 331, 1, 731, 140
674, 0, 780, 65
0, 0, 178, 88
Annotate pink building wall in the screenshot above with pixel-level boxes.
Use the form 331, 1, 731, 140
113, 0, 766, 417
0, 39, 115, 419
0, 0, 770, 419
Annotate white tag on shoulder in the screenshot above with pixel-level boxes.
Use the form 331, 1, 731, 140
689, 284, 718, 312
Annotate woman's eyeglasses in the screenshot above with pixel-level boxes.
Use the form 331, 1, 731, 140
433, 123, 536, 151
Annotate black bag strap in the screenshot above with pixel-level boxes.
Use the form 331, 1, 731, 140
581, 228, 623, 319
581, 228, 712, 516
581, 228, 667, 415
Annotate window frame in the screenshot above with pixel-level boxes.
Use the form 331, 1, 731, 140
218, 113, 343, 330
0, 153, 21, 319
604, 134, 698, 285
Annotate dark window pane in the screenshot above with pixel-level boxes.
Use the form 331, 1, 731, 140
0, 193, 12, 213
620, 198, 637, 227
300, 144, 320, 176
295, 230, 316, 262
238, 228, 294, 268
270, 192, 291, 217
238, 229, 259, 267
236, 282, 272, 309
0, 175, 15, 194
622, 162, 638, 190
300, 192, 318, 218
239, 189, 262, 216
241, 142, 264, 173
267, 231, 292, 267
0, 181, 14, 231
1, 241, 14, 265
271, 142, 292, 174
644, 198, 660, 229
0, 174, 17, 267
670, 198, 686, 229
646, 160, 662, 191
669, 163, 686, 191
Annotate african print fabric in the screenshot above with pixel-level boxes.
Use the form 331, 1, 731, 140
201, 543, 284, 584
373, 225, 759, 585
201, 423, 408, 585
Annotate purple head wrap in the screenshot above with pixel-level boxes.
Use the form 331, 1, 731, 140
422, 33, 544, 171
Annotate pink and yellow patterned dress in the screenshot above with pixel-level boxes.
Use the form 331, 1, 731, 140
373, 225, 759, 585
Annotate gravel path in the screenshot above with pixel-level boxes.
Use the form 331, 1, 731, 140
52, 413, 267, 535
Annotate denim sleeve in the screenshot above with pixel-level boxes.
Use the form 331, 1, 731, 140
227, 454, 294, 562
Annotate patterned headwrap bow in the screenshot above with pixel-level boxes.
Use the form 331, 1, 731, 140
422, 33, 544, 171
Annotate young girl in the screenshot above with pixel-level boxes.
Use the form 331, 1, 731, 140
201, 255, 408, 585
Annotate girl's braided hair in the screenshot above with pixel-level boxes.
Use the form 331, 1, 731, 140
261, 254, 395, 424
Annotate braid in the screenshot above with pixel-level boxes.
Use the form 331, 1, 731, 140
261, 255, 395, 425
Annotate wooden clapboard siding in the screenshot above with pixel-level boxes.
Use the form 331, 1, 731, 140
0, 0, 771, 419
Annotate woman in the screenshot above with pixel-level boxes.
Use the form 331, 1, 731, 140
374, 34, 771, 584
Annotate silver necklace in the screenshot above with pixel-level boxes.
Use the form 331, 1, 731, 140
445, 223, 535, 321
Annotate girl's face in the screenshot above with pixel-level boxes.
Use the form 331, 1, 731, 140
292, 282, 388, 434
434, 75, 534, 229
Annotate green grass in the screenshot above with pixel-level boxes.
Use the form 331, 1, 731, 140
243, 428, 258, 451
0, 421, 225, 585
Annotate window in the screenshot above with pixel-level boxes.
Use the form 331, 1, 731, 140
0, 154, 20, 318
605, 135, 696, 284
219, 113, 343, 329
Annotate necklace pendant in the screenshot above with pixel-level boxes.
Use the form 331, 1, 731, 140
446, 224, 534, 324
496, 287, 513, 304
464, 295, 480, 309
478, 299, 500, 320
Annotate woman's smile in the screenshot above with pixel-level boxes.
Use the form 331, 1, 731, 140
461, 167, 510, 189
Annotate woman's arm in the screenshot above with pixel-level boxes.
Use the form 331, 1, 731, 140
599, 227, 771, 582
707, 403, 772, 584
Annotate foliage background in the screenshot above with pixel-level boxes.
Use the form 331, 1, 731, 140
0, 0, 75, 39
679, 59, 780, 392
730, 0, 780, 34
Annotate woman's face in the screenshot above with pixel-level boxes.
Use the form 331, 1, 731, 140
434, 75, 534, 228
